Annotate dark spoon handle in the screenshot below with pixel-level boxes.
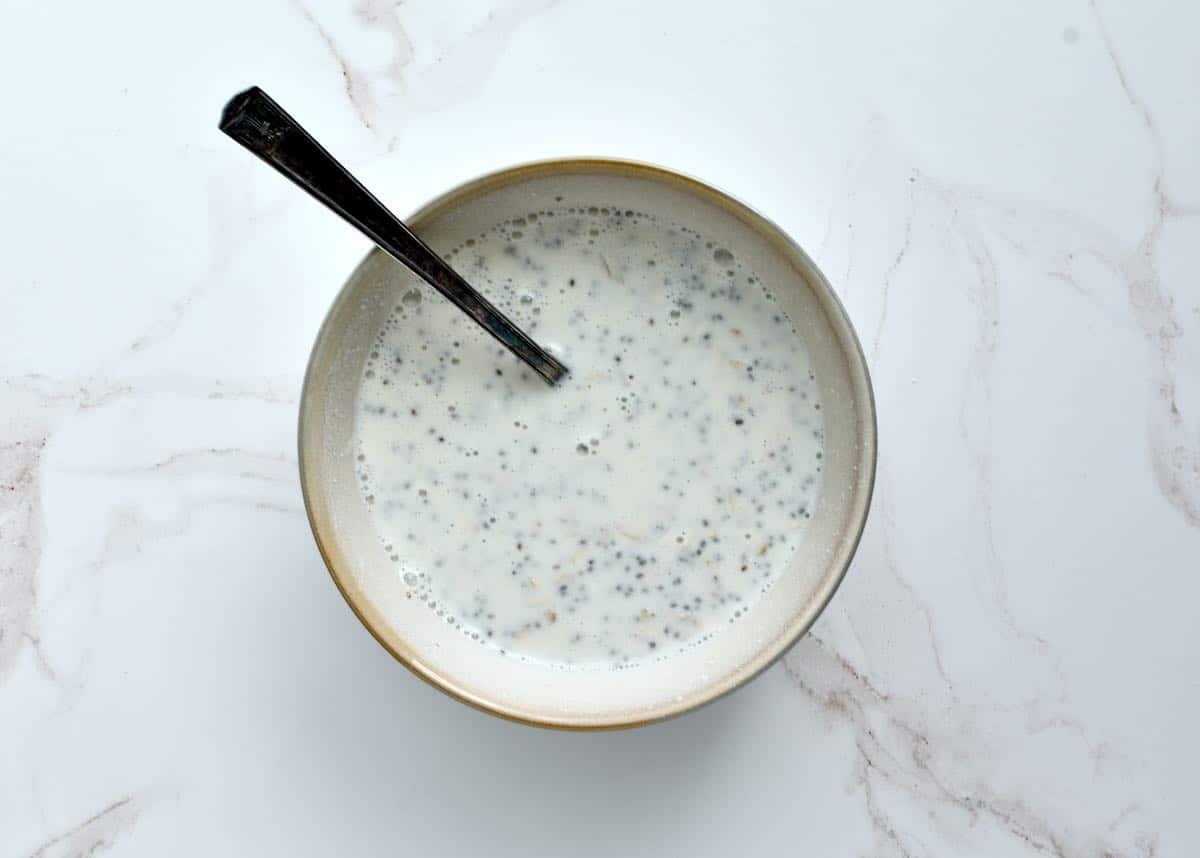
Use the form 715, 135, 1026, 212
219, 86, 567, 386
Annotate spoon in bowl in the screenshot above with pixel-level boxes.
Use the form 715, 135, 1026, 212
219, 86, 568, 386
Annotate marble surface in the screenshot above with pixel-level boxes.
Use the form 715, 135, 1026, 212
2, 0, 1197, 855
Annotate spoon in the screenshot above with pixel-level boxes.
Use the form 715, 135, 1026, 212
219, 86, 568, 386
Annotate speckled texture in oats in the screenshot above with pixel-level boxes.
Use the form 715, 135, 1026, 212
353, 207, 824, 668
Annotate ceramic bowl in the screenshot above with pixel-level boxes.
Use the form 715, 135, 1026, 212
299, 159, 876, 729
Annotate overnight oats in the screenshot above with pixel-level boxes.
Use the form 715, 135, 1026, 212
352, 205, 825, 669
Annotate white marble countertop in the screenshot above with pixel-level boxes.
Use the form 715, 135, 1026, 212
3, 1, 1197, 855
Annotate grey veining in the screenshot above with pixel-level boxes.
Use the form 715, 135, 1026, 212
1, 0, 1197, 854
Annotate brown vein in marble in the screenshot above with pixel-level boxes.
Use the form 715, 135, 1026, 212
4, 375, 135, 410
871, 187, 913, 365
839, 151, 864, 296
206, 385, 294, 404
296, 0, 558, 149
0, 435, 47, 684
955, 210, 1016, 632
781, 637, 1143, 857
80, 494, 301, 590
820, 128, 1055, 700
1045, 267, 1091, 297
1091, 0, 1200, 528
23, 631, 57, 683
296, 0, 377, 132
355, 0, 415, 93
872, 471, 956, 698
792, 160, 1156, 843
65, 447, 296, 484
5, 374, 296, 407
933, 188, 1074, 682
29, 794, 141, 858
818, 127, 1131, 795
255, 499, 305, 514
0, 374, 298, 688
857, 741, 919, 858
40, 495, 300, 692
891, 161, 1197, 597
126, 177, 236, 356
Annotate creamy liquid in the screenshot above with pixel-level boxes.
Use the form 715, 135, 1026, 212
353, 206, 824, 669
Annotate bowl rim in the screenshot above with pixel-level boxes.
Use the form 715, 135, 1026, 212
298, 157, 878, 730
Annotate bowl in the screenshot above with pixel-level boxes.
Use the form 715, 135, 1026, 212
299, 158, 876, 729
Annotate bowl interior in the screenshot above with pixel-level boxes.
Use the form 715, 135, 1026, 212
299, 160, 876, 728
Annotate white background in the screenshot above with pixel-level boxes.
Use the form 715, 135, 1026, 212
2, 1, 1197, 855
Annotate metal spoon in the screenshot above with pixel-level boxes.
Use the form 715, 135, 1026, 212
219, 86, 568, 386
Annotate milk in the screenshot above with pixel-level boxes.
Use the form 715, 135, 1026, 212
353, 207, 824, 668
